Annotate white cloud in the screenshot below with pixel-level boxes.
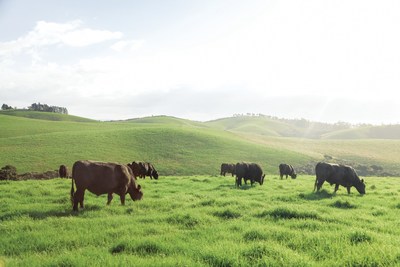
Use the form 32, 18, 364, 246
111, 40, 145, 52
0, 20, 123, 57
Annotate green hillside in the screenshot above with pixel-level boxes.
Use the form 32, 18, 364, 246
0, 114, 310, 175
1, 112, 400, 176
0, 110, 95, 122
322, 125, 400, 139
206, 115, 400, 140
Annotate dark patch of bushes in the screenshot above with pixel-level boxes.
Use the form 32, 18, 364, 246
0, 165, 17, 180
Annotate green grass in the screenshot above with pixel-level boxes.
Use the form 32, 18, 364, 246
0, 110, 95, 122
1, 175, 400, 266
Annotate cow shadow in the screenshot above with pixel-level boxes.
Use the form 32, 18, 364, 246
299, 190, 334, 201
237, 184, 254, 190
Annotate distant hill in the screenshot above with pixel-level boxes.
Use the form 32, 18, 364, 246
205, 115, 400, 140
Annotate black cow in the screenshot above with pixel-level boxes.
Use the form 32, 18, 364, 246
279, 163, 297, 179
313, 162, 365, 194
235, 162, 265, 187
220, 163, 236, 176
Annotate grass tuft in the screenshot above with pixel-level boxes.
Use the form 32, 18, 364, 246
243, 230, 267, 242
213, 209, 241, 220
167, 214, 200, 229
268, 207, 319, 220
330, 200, 357, 209
349, 231, 373, 244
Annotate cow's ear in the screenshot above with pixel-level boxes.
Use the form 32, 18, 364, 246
138, 185, 141, 190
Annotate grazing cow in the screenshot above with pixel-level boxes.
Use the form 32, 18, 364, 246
314, 162, 365, 195
128, 161, 142, 178
128, 161, 159, 179
279, 163, 297, 179
144, 162, 159, 179
59, 164, 68, 178
71, 160, 143, 211
220, 163, 236, 176
235, 162, 265, 187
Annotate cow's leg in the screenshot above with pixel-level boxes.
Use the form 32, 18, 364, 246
280, 174, 283, 179
107, 193, 113, 205
346, 187, 351, 194
334, 184, 339, 194
80, 193, 84, 208
313, 177, 318, 192
316, 178, 325, 192
286, 174, 288, 179
73, 189, 84, 211
120, 194, 126, 205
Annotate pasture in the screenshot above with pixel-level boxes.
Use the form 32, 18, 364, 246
1, 175, 400, 266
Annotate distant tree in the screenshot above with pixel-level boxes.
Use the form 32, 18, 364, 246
1, 104, 13, 110
28, 103, 68, 114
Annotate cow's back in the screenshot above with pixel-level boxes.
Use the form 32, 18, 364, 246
249, 163, 263, 181
73, 160, 128, 196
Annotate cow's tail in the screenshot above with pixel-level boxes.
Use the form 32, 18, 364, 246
70, 167, 75, 205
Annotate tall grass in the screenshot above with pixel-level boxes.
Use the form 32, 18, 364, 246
1, 175, 399, 266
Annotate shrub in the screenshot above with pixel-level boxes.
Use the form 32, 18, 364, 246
0, 165, 17, 180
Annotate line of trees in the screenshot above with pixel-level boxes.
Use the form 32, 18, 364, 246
1, 103, 68, 115
28, 103, 68, 114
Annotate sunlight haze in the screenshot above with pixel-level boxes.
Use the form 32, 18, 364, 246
1, 0, 399, 124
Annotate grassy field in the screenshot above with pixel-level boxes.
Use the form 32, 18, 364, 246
1, 175, 400, 266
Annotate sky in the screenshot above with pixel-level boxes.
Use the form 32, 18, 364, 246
1, 0, 400, 124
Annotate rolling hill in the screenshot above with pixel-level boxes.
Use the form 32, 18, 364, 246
1, 111, 399, 176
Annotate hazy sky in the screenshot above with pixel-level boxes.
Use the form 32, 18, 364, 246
1, 0, 400, 124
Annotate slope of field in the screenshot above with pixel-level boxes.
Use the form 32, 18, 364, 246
1, 176, 399, 266
206, 115, 400, 140
206, 116, 301, 137
0, 110, 95, 122
322, 124, 400, 139
0, 114, 311, 175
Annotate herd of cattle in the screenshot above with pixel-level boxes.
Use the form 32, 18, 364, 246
221, 162, 365, 195
63, 160, 365, 212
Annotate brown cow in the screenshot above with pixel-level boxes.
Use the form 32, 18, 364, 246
59, 164, 68, 178
71, 160, 143, 211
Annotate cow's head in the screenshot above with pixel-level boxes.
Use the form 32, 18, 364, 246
153, 170, 159, 180
128, 182, 143, 201
355, 179, 366, 195
260, 174, 265, 185
291, 173, 297, 179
